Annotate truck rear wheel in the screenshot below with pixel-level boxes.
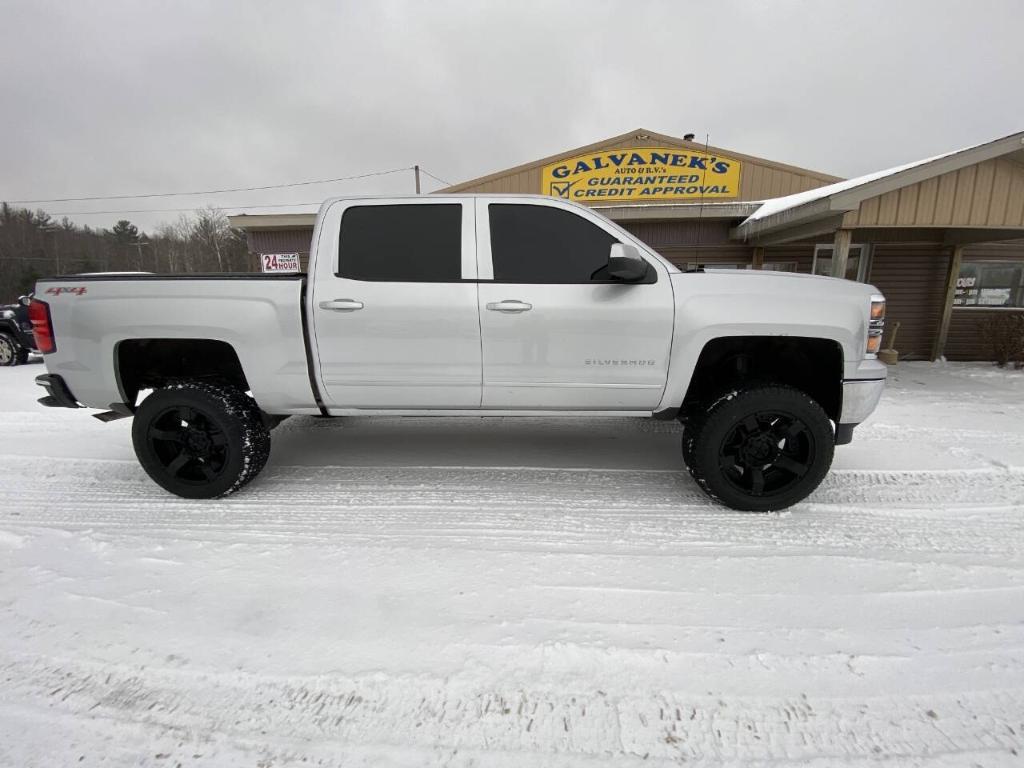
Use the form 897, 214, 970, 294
685, 385, 834, 511
131, 380, 270, 499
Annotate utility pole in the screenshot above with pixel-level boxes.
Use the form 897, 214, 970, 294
40, 225, 61, 275
414, 165, 421, 194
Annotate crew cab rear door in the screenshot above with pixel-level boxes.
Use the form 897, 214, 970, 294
308, 198, 481, 409
475, 198, 675, 410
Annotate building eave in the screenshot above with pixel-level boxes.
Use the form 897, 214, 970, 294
594, 201, 762, 222
227, 211, 318, 230
733, 131, 1024, 242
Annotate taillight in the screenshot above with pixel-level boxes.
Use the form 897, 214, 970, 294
28, 299, 56, 354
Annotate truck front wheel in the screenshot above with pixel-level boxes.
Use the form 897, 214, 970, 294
131, 380, 270, 499
685, 385, 834, 511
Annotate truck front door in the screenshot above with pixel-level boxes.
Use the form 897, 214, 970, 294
475, 199, 675, 410
309, 199, 481, 409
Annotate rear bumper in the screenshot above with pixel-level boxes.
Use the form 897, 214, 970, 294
35, 374, 81, 409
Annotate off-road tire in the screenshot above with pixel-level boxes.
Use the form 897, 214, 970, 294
681, 409, 706, 471
685, 385, 834, 512
131, 380, 270, 499
0, 333, 19, 367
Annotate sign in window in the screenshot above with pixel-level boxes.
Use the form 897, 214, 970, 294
954, 262, 1024, 308
261, 253, 300, 273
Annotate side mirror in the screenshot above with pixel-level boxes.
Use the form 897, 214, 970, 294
18, 295, 31, 307
607, 243, 648, 282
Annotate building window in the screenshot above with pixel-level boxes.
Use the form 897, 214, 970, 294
762, 261, 800, 273
954, 262, 1024, 308
812, 244, 871, 282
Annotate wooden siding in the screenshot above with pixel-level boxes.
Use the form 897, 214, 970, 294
945, 308, 1024, 361
627, 225, 813, 273
866, 243, 951, 360
620, 219, 751, 268
657, 245, 755, 269
621, 220, 732, 249
846, 156, 1024, 228
961, 239, 1024, 259
442, 129, 839, 204
763, 244, 815, 273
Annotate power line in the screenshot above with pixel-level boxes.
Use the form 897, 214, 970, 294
6, 166, 414, 205
9, 164, 453, 218
46, 202, 324, 217
418, 167, 451, 186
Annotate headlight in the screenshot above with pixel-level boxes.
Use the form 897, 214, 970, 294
867, 295, 885, 356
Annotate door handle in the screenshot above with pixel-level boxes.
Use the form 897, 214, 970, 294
319, 299, 364, 312
486, 300, 532, 313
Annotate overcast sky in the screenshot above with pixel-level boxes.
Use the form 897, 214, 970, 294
1, 0, 1021, 232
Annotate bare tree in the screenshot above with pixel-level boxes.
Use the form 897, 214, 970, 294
0, 203, 255, 302
190, 206, 232, 272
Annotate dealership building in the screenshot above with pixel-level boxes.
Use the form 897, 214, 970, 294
228, 129, 1024, 362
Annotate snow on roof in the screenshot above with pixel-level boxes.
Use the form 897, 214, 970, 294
744, 144, 969, 223
225, 205, 320, 218
592, 200, 761, 209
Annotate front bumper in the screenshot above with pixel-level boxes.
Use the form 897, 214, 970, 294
840, 377, 885, 424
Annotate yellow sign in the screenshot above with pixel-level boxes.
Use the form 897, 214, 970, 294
541, 147, 741, 203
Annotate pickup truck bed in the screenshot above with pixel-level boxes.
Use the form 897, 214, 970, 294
35, 273, 320, 415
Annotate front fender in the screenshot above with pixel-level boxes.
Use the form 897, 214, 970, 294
658, 274, 872, 411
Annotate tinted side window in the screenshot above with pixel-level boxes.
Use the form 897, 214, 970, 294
338, 204, 462, 281
488, 204, 620, 283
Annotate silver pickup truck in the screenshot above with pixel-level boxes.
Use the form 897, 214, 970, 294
30, 194, 886, 510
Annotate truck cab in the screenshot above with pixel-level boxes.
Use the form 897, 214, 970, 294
308, 195, 676, 411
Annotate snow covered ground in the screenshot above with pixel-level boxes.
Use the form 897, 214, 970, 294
1, 360, 1022, 767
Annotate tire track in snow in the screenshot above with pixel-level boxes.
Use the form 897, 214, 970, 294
3, 453, 1023, 508
2, 456, 1022, 556
2, 655, 1021, 765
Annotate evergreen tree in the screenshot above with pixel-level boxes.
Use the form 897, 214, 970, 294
110, 219, 139, 244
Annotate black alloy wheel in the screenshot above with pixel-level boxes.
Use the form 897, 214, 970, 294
131, 380, 270, 499
717, 410, 816, 497
686, 385, 834, 511
146, 404, 231, 486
